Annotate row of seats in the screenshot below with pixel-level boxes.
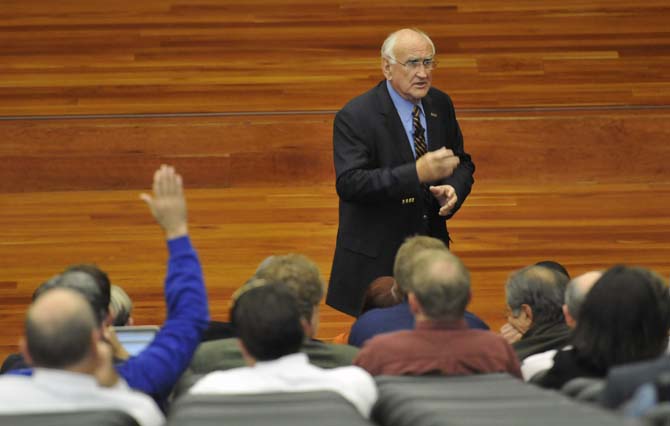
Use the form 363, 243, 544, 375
1, 374, 631, 426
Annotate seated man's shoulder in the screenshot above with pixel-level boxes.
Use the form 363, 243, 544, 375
190, 338, 245, 373
362, 329, 417, 351
464, 311, 489, 330
303, 339, 359, 368
350, 304, 413, 345
466, 328, 512, 345
188, 367, 256, 394
323, 364, 376, 388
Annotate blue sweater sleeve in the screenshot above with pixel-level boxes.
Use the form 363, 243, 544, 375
116, 235, 209, 403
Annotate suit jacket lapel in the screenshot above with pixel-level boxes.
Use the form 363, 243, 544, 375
376, 82, 415, 164
422, 93, 442, 152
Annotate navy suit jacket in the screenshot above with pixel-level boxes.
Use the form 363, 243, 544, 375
327, 81, 475, 316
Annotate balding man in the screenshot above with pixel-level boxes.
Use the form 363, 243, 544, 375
521, 271, 602, 380
327, 28, 475, 317
3, 165, 209, 408
353, 250, 520, 377
348, 236, 488, 348
0, 288, 163, 426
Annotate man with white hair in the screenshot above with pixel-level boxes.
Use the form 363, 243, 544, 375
328, 28, 475, 317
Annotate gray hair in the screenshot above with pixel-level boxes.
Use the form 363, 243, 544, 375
506, 265, 568, 324
408, 249, 470, 320
393, 236, 447, 294
381, 28, 436, 61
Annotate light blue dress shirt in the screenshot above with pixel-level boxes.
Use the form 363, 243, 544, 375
386, 80, 429, 158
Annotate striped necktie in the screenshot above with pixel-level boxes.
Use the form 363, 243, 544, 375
412, 105, 433, 219
412, 105, 428, 159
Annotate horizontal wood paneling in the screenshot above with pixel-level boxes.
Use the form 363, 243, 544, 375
2, 182, 670, 360
2, 110, 669, 192
2, 0, 670, 368
1, 0, 669, 115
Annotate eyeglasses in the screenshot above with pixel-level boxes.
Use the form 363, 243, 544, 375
387, 56, 437, 71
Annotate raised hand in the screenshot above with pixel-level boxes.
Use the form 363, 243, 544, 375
140, 165, 188, 240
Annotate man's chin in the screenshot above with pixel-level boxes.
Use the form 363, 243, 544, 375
411, 88, 430, 100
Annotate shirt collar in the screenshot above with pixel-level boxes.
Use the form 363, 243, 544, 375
386, 80, 424, 119
415, 318, 469, 331
33, 368, 99, 388
254, 352, 309, 370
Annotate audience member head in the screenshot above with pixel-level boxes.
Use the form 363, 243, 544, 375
32, 275, 60, 301
393, 235, 447, 296
505, 265, 569, 334
254, 254, 324, 337
231, 279, 304, 363
406, 249, 471, 322
535, 260, 570, 279
65, 264, 112, 305
21, 287, 98, 370
361, 276, 402, 314
110, 285, 134, 326
37, 268, 110, 326
563, 271, 602, 328
571, 265, 670, 372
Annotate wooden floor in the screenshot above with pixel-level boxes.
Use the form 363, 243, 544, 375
1, 0, 670, 362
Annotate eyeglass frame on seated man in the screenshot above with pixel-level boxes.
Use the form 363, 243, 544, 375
384, 56, 438, 71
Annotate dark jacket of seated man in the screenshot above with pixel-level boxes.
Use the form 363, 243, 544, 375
190, 337, 358, 373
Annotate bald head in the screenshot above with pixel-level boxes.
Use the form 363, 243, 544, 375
564, 271, 602, 326
381, 28, 436, 61
408, 249, 471, 320
24, 287, 97, 369
393, 236, 447, 294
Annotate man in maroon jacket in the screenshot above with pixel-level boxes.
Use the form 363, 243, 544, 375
354, 249, 521, 378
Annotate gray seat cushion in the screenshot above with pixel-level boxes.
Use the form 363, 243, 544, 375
0, 410, 139, 426
168, 391, 372, 426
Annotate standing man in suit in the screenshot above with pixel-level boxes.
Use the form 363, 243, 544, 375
327, 28, 475, 317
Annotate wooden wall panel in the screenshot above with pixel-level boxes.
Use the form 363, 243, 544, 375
2, 182, 670, 359
1, 0, 670, 115
2, 111, 670, 192
1, 0, 670, 368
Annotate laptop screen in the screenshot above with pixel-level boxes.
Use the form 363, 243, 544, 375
113, 326, 160, 356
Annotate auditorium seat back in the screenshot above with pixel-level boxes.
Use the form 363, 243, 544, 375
0, 410, 139, 426
373, 373, 627, 426
168, 391, 373, 426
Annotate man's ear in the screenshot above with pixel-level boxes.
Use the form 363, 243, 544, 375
300, 317, 313, 340
408, 292, 422, 316
103, 311, 114, 327
19, 337, 33, 366
236, 339, 256, 367
521, 304, 534, 324
563, 304, 576, 328
382, 58, 392, 80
